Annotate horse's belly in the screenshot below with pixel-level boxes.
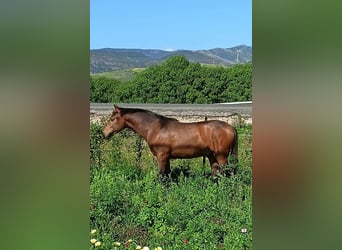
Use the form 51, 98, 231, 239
170, 146, 208, 158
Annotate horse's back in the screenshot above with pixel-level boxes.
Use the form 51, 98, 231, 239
164, 119, 234, 139
172, 119, 235, 150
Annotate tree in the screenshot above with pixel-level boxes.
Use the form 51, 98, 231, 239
90, 76, 121, 103
90, 57, 252, 104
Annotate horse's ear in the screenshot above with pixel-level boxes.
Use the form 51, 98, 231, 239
114, 104, 121, 114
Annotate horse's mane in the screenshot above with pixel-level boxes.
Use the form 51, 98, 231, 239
120, 107, 178, 122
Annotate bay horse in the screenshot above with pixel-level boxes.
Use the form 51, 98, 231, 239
102, 105, 238, 177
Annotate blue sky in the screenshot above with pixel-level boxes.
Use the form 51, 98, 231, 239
90, 0, 251, 50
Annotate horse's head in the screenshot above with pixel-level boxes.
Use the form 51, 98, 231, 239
102, 105, 126, 139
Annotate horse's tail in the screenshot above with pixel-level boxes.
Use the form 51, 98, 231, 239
229, 127, 239, 175
231, 127, 238, 161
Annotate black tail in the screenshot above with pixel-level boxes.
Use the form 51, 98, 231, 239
232, 127, 238, 162
227, 127, 238, 176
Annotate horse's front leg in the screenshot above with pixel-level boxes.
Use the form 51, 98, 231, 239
156, 153, 171, 177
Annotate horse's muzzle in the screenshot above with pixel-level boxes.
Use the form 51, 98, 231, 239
102, 130, 116, 139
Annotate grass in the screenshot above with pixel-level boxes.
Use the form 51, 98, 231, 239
90, 125, 252, 249
91, 68, 146, 82
200, 63, 231, 68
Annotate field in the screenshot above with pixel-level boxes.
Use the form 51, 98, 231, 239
90, 123, 252, 250
90, 68, 145, 81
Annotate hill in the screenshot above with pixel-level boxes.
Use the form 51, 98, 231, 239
90, 45, 252, 74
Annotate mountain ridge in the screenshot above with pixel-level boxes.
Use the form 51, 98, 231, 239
90, 45, 252, 74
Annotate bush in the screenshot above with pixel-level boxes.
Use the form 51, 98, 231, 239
90, 56, 252, 104
90, 123, 105, 167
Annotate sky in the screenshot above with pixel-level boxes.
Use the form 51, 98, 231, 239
90, 0, 251, 51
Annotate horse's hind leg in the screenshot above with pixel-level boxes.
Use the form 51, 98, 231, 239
216, 154, 228, 166
217, 153, 236, 176
208, 153, 222, 177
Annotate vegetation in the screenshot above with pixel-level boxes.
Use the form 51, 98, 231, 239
90, 55, 252, 104
90, 54, 252, 249
90, 123, 252, 249
91, 69, 138, 82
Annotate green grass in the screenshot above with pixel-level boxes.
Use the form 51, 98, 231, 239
91, 68, 146, 82
90, 125, 252, 249
130, 67, 146, 73
200, 63, 231, 68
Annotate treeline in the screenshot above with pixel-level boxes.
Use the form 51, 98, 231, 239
90, 55, 252, 104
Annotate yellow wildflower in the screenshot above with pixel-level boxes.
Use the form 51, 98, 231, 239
127, 239, 133, 243
95, 241, 101, 247
136, 246, 142, 250
114, 241, 121, 247
90, 239, 97, 244
155, 247, 162, 250
91, 229, 97, 234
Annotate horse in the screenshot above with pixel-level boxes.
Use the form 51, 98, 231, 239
102, 105, 238, 177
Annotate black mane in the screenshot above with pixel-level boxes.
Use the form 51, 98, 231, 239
120, 107, 178, 122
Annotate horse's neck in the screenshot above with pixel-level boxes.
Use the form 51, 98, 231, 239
124, 112, 156, 140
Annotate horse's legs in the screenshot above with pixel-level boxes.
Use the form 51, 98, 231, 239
208, 153, 222, 176
216, 154, 228, 166
216, 153, 236, 176
156, 154, 171, 177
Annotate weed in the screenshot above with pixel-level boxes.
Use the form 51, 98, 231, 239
90, 125, 252, 249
